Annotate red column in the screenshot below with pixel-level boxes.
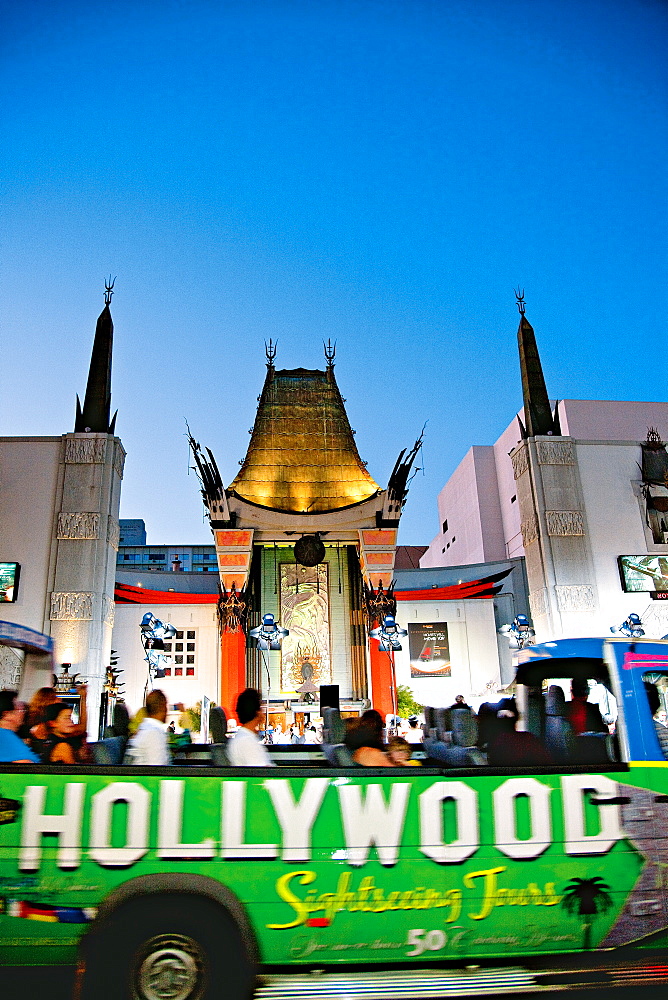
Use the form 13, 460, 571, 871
368, 637, 395, 719
220, 629, 246, 718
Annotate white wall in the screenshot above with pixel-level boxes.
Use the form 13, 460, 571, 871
576, 440, 668, 637
393, 598, 500, 708
112, 603, 220, 719
421, 447, 505, 568
0, 437, 62, 633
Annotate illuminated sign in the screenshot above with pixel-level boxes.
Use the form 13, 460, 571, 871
618, 555, 668, 593
0, 563, 20, 603
408, 622, 450, 678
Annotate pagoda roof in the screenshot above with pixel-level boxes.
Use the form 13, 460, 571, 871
229, 366, 381, 513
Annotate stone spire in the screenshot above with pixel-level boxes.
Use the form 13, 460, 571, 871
515, 290, 559, 437
75, 280, 117, 434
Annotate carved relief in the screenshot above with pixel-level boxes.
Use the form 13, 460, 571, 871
107, 517, 120, 550
50, 592, 94, 621
529, 588, 548, 619
555, 585, 596, 613
536, 440, 575, 466
521, 515, 539, 546
511, 446, 529, 480
113, 446, 126, 479
103, 594, 115, 627
65, 437, 107, 464
57, 512, 100, 540
545, 510, 585, 536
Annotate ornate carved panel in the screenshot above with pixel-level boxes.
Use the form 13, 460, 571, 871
50, 592, 94, 621
107, 517, 120, 550
511, 445, 529, 480
536, 440, 575, 466
555, 585, 596, 613
529, 588, 548, 619
65, 437, 107, 464
102, 594, 115, 627
57, 512, 100, 540
545, 510, 585, 536
113, 446, 125, 479
521, 515, 539, 546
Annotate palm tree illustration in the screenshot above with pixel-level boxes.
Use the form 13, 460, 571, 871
561, 877, 613, 950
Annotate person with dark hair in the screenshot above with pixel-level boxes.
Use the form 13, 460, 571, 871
28, 684, 88, 758
229, 688, 275, 767
42, 702, 91, 764
0, 691, 40, 763
360, 709, 384, 738
123, 690, 170, 765
645, 682, 668, 759
448, 694, 472, 711
344, 721, 390, 767
486, 699, 554, 767
404, 715, 424, 745
565, 678, 606, 735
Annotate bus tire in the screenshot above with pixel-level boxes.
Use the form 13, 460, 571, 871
78, 892, 255, 1000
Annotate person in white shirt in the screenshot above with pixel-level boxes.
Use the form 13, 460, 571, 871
228, 689, 275, 767
403, 716, 424, 744
124, 690, 171, 765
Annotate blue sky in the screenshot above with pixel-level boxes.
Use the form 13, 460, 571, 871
2, 0, 666, 545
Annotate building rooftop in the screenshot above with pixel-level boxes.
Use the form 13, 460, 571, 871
229, 367, 380, 513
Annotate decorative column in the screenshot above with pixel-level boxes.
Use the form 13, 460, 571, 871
46, 433, 124, 736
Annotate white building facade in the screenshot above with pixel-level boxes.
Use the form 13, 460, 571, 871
422, 397, 668, 641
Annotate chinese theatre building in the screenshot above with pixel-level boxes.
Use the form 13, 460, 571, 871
190, 343, 422, 721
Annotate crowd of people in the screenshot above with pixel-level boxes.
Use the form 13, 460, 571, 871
3, 678, 659, 768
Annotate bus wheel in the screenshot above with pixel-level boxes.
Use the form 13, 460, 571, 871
78, 893, 254, 1000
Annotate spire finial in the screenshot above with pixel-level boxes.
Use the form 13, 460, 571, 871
104, 275, 116, 306
265, 338, 277, 369
324, 338, 336, 369
514, 287, 526, 315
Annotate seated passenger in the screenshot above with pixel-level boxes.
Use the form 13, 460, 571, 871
123, 690, 170, 766
403, 716, 424, 744
344, 721, 391, 767
487, 700, 554, 767
0, 691, 40, 763
387, 735, 421, 766
448, 694, 472, 711
645, 682, 668, 760
360, 709, 385, 741
228, 688, 276, 767
28, 684, 88, 759
42, 702, 91, 765
565, 678, 606, 734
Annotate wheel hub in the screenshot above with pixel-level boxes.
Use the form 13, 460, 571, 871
135, 934, 204, 1000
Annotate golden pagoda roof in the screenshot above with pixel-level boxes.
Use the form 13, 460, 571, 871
229, 367, 381, 513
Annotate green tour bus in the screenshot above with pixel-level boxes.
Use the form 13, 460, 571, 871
2, 636, 668, 1000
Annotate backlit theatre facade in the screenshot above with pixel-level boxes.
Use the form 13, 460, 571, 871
190, 343, 421, 719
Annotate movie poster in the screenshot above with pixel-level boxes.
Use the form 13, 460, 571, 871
409, 622, 450, 678
279, 563, 330, 691
0, 563, 19, 603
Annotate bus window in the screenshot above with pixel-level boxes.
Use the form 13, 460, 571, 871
515, 675, 618, 765
642, 673, 668, 760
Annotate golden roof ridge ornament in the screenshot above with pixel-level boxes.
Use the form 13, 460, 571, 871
265, 338, 277, 371
324, 338, 336, 370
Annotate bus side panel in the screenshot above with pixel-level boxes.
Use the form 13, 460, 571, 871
1, 766, 668, 966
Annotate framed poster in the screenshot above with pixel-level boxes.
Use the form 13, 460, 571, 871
618, 555, 668, 593
0, 563, 20, 603
408, 622, 450, 677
